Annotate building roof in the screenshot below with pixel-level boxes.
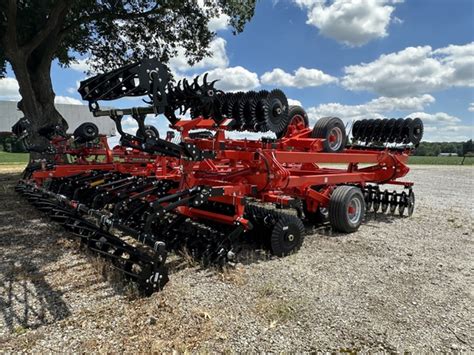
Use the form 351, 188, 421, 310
0, 101, 116, 136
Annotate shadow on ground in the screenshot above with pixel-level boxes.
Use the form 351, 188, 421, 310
0, 173, 72, 333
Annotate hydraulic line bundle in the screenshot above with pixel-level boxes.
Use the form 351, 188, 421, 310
13, 58, 423, 295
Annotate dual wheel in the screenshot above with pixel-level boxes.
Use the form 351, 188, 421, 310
304, 185, 366, 233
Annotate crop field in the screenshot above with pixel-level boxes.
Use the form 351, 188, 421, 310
0, 165, 472, 352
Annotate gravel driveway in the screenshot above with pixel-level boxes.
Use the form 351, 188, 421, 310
0, 165, 472, 352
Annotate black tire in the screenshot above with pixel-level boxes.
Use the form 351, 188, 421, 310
136, 125, 159, 139
276, 105, 309, 138
311, 117, 347, 152
74, 122, 99, 143
329, 186, 365, 233
269, 213, 305, 256
303, 201, 329, 224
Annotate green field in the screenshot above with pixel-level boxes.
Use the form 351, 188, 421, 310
0, 151, 472, 166
0, 151, 29, 165
408, 155, 474, 165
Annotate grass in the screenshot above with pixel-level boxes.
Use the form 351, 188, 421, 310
409, 155, 474, 165
0, 151, 29, 165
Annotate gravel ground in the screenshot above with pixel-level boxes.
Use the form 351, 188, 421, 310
0, 165, 472, 352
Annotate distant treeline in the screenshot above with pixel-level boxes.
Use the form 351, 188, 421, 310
0, 135, 26, 153
413, 140, 473, 156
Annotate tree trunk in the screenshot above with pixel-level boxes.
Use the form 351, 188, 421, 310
10, 52, 68, 159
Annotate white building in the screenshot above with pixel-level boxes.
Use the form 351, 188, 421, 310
0, 100, 116, 136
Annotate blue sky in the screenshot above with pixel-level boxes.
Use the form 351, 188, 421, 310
1, 0, 473, 142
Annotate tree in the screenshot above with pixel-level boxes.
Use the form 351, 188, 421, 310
462, 139, 473, 155
461, 139, 473, 164
1, 0, 256, 148
414, 144, 427, 156
443, 143, 457, 154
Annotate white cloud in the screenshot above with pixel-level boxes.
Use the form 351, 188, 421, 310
306, 94, 470, 141
208, 14, 230, 32
288, 98, 302, 106
54, 96, 83, 105
205, 66, 260, 92
0, 77, 20, 100
306, 94, 435, 123
0, 77, 82, 105
197, 0, 230, 32
260, 67, 337, 88
469, 103, 474, 112
422, 124, 473, 142
405, 112, 460, 125
169, 37, 228, 72
342, 42, 474, 97
294, 0, 402, 47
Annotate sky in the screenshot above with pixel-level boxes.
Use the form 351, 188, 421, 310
0, 0, 473, 143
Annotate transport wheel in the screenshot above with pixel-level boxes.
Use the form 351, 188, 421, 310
276, 105, 309, 138
136, 125, 159, 139
74, 122, 99, 143
311, 117, 347, 152
303, 201, 329, 224
329, 186, 365, 233
269, 214, 305, 256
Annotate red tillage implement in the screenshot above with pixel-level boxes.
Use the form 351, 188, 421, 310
14, 59, 423, 294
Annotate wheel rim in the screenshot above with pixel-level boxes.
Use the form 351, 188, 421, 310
281, 114, 307, 137
291, 114, 306, 130
328, 127, 343, 151
347, 197, 362, 224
